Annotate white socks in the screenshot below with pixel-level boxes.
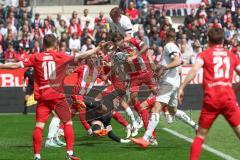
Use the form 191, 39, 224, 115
125, 107, 137, 123
175, 110, 196, 129
67, 150, 73, 156
48, 117, 61, 139
34, 154, 41, 159
143, 113, 160, 142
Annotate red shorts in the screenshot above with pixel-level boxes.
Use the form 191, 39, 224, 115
102, 77, 126, 97
36, 98, 71, 123
199, 100, 240, 129
129, 71, 156, 93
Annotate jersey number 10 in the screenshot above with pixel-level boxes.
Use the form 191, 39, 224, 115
42, 61, 56, 80
213, 57, 230, 79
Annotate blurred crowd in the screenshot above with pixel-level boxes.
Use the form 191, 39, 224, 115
1, 0, 240, 65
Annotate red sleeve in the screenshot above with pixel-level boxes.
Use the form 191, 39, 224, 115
23, 54, 35, 67
129, 38, 143, 50
58, 52, 74, 64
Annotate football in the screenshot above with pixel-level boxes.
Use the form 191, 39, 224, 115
112, 51, 127, 64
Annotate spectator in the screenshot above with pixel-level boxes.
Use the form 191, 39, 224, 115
55, 13, 69, 28
69, 32, 81, 52
138, 1, 149, 25
42, 19, 54, 35
68, 18, 82, 37
0, 20, 7, 37
59, 41, 71, 56
125, 1, 139, 24
31, 40, 41, 54
209, 17, 222, 28
233, 7, 240, 28
81, 37, 95, 52
226, 0, 240, 14
184, 9, 196, 28
214, 1, 226, 17
5, 43, 17, 62
15, 45, 29, 62
94, 11, 107, 25
159, 24, 170, 40
32, 13, 43, 28
71, 11, 81, 25
3, 33, 18, 51
81, 9, 94, 30
190, 40, 202, 64
56, 19, 67, 39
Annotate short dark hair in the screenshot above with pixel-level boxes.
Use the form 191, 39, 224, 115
166, 29, 176, 42
111, 32, 124, 42
43, 34, 57, 48
110, 7, 120, 18
207, 28, 224, 45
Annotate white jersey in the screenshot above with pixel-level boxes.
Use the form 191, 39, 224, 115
161, 42, 181, 87
109, 14, 133, 37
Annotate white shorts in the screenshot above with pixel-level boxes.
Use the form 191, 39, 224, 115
156, 82, 178, 107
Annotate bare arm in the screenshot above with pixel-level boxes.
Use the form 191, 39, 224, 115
178, 61, 203, 104
74, 46, 101, 61
0, 62, 22, 69
166, 55, 183, 70
138, 43, 148, 55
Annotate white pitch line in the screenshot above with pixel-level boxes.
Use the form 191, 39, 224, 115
162, 128, 237, 160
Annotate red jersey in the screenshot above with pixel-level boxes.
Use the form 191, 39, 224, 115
124, 38, 151, 77
21, 50, 74, 101
72, 65, 101, 96
197, 45, 240, 103
125, 8, 139, 20
15, 51, 29, 62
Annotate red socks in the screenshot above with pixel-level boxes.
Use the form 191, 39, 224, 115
140, 109, 149, 129
64, 124, 74, 151
134, 100, 141, 113
33, 127, 43, 154
190, 136, 204, 160
79, 109, 91, 130
112, 111, 129, 127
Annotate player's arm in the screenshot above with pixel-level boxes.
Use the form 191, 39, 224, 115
74, 42, 108, 61
146, 50, 156, 71
0, 62, 22, 69
166, 55, 183, 70
178, 60, 203, 104
138, 43, 148, 56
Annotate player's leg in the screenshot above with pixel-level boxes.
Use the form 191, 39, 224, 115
168, 88, 198, 130
131, 101, 162, 148
222, 100, 240, 139
79, 108, 92, 135
112, 110, 132, 138
54, 98, 80, 160
23, 94, 29, 114
33, 101, 51, 160
190, 103, 218, 160
72, 95, 92, 135
45, 112, 66, 147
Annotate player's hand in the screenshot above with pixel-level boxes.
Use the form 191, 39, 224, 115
178, 88, 184, 105
120, 139, 131, 144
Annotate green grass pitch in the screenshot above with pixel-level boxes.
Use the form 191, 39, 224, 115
0, 111, 238, 160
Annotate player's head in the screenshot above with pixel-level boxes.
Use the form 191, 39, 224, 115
110, 7, 121, 23
43, 34, 58, 50
207, 28, 224, 46
166, 29, 176, 42
86, 55, 97, 67
91, 120, 108, 136
111, 32, 124, 48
